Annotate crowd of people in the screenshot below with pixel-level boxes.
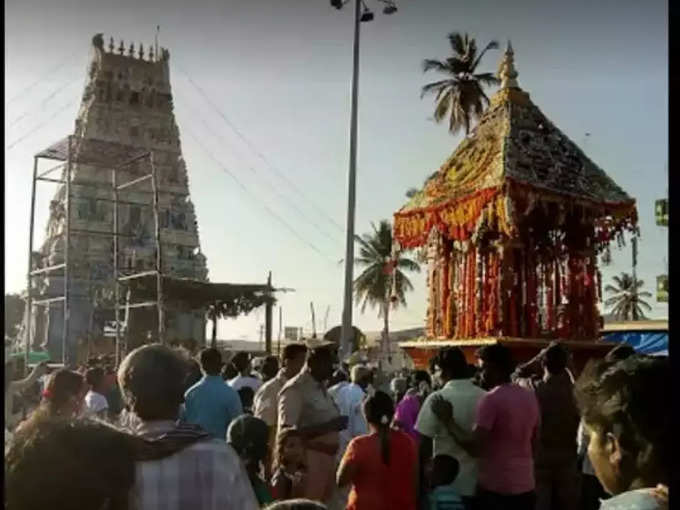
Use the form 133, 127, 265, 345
4, 339, 669, 510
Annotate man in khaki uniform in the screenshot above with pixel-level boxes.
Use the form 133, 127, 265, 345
253, 342, 308, 479
278, 341, 348, 503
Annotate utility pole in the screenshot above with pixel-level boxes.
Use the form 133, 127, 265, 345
333, 0, 399, 361
310, 302, 317, 339
277, 306, 283, 357
323, 306, 330, 334
265, 271, 273, 353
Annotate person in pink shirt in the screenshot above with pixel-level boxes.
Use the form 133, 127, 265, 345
431, 344, 540, 510
393, 370, 431, 442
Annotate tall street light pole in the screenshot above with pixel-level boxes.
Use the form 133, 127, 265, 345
333, 0, 397, 361
339, 0, 362, 363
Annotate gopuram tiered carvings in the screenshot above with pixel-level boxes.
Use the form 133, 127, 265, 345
33, 34, 208, 361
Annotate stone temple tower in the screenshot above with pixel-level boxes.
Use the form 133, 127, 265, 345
35, 34, 208, 362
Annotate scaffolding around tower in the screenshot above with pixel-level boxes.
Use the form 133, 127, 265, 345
25, 135, 171, 368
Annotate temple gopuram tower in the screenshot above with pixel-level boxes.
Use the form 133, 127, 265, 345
30, 34, 208, 363
394, 44, 638, 369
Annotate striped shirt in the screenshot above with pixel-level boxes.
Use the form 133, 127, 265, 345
127, 420, 259, 510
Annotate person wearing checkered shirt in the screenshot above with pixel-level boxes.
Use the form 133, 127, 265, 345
118, 344, 259, 510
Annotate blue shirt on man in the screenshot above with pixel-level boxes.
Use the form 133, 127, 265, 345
183, 375, 243, 440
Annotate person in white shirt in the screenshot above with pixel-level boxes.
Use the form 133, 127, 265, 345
334, 365, 372, 457
228, 352, 263, 392
83, 367, 109, 419
415, 347, 486, 508
327, 365, 372, 510
327, 370, 349, 403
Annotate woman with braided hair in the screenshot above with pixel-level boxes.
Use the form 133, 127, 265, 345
336, 391, 418, 510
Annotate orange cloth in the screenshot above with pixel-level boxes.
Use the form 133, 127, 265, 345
341, 430, 417, 510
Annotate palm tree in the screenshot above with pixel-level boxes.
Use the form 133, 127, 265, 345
353, 220, 420, 362
605, 272, 653, 321
421, 32, 501, 135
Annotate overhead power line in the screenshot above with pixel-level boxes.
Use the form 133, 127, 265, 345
7, 76, 82, 128
173, 89, 343, 248
6, 99, 78, 151
5, 50, 81, 107
173, 62, 345, 234
182, 124, 339, 267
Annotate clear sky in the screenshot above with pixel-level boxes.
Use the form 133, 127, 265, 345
5, 0, 668, 341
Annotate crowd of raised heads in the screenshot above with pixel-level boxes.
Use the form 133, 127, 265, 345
4, 339, 668, 510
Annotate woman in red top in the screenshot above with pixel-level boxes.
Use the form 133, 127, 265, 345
336, 391, 418, 510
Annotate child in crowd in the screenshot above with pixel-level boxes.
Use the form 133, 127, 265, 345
83, 367, 109, 419
227, 415, 274, 506
271, 427, 308, 501
427, 455, 466, 510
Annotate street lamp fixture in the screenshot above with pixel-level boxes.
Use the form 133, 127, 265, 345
381, 0, 398, 14
330, 0, 399, 362
360, 8, 375, 22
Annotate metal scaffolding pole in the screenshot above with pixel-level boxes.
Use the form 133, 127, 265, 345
112, 168, 120, 367
26, 136, 168, 367
63, 136, 72, 366
25, 157, 38, 372
149, 152, 165, 344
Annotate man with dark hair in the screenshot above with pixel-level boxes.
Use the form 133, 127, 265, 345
254, 343, 308, 480
254, 343, 308, 431
261, 356, 280, 382
229, 351, 263, 392
278, 342, 348, 503
574, 355, 669, 509
416, 347, 486, 507
183, 347, 243, 440
513, 342, 580, 510
431, 344, 539, 510
119, 344, 258, 509
577, 343, 636, 510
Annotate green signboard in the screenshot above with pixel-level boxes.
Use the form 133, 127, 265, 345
655, 199, 668, 226
657, 274, 668, 302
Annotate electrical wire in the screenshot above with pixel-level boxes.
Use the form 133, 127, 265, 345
173, 62, 345, 234
7, 76, 82, 128
173, 89, 343, 248
5, 99, 78, 151
182, 124, 340, 267
5, 50, 81, 106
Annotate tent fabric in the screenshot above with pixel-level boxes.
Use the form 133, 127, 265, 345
603, 331, 668, 356
9, 351, 51, 363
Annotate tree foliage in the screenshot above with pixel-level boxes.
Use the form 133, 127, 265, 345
604, 272, 653, 321
421, 32, 501, 135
